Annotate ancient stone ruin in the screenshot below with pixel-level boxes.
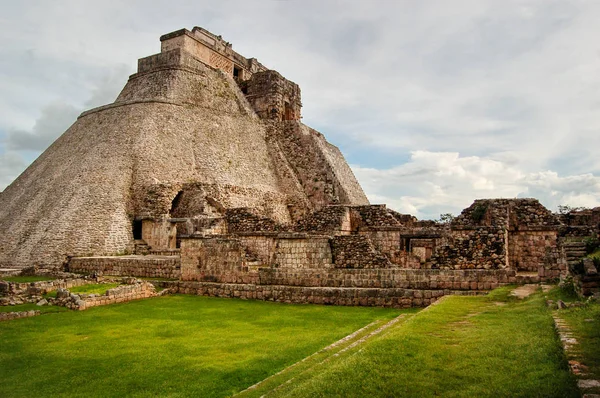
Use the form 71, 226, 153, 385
1, 27, 598, 307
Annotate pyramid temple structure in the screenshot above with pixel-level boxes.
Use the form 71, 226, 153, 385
0, 27, 368, 268
1, 27, 598, 306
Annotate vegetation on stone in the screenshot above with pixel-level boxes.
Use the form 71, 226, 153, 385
1, 276, 56, 283
68, 283, 122, 295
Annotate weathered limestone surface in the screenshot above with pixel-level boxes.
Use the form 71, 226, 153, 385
169, 281, 488, 308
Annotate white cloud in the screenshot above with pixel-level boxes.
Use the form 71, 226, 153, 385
6, 102, 80, 151
354, 151, 600, 220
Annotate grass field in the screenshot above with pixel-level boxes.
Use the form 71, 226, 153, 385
0, 287, 593, 397
69, 283, 122, 295
246, 287, 580, 398
1, 275, 56, 283
547, 285, 600, 394
0, 295, 401, 397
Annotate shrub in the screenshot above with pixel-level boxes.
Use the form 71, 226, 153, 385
471, 203, 488, 223
584, 236, 600, 255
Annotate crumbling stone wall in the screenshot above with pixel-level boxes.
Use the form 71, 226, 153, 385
0, 278, 90, 297
558, 207, 600, 237
225, 208, 281, 233
572, 258, 600, 297
430, 199, 561, 272
266, 122, 369, 213
244, 70, 302, 121
430, 227, 507, 270
331, 236, 391, 269
358, 230, 422, 268
352, 205, 409, 228
78, 282, 157, 310
294, 206, 351, 234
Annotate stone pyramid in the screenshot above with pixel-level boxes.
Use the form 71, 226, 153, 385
0, 27, 368, 268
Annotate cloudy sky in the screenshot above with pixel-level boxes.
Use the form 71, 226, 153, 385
1, 0, 599, 219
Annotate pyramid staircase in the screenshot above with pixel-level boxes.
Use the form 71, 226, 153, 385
563, 241, 587, 270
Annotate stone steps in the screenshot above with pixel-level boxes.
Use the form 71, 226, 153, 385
134, 240, 150, 255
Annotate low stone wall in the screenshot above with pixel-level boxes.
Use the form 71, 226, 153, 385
68, 256, 181, 279
258, 268, 515, 290
170, 281, 485, 308
0, 310, 40, 321
78, 282, 157, 310
182, 268, 515, 292
0, 278, 90, 297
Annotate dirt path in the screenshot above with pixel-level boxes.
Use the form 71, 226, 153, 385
510, 284, 539, 299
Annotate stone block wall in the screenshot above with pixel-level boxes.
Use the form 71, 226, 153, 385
273, 236, 332, 269
180, 236, 246, 281
257, 268, 515, 290
361, 230, 403, 264
68, 256, 181, 279
173, 281, 448, 308
352, 205, 407, 228
508, 230, 559, 272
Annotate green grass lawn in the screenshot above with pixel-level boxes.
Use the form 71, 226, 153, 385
0, 295, 401, 397
69, 283, 122, 295
1, 275, 56, 283
547, 285, 600, 394
260, 287, 579, 398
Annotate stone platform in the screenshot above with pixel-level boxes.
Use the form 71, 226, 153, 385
68, 256, 181, 279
